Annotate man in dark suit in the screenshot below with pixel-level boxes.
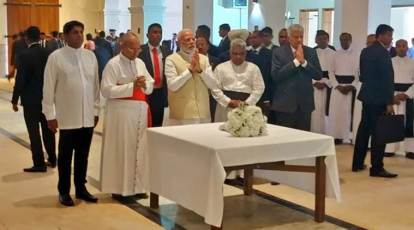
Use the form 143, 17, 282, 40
196, 25, 220, 57
261, 26, 279, 52
11, 26, 56, 172
218, 23, 231, 54
95, 31, 113, 57
270, 24, 322, 131
352, 24, 398, 178
138, 23, 171, 127
46, 31, 61, 52
9, 31, 27, 79
246, 30, 273, 116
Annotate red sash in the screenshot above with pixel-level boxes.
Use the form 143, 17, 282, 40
120, 88, 152, 127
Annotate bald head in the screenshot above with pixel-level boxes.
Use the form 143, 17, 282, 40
396, 39, 408, 57
120, 32, 141, 60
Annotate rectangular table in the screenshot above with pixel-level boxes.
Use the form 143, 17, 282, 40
139, 123, 341, 229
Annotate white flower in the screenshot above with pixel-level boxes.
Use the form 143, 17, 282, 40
221, 104, 267, 137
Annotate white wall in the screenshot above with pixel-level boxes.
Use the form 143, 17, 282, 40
164, 0, 183, 41
248, 0, 286, 45
285, 0, 334, 27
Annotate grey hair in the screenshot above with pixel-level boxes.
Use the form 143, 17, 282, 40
230, 38, 246, 51
288, 24, 304, 36
178, 28, 193, 41
120, 32, 139, 44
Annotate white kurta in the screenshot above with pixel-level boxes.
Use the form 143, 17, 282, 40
385, 56, 414, 154
328, 48, 359, 140
212, 61, 265, 122
164, 52, 216, 126
100, 53, 154, 196
312, 47, 335, 134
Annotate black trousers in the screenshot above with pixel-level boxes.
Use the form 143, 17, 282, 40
147, 88, 166, 127
270, 109, 311, 131
58, 127, 94, 195
352, 103, 386, 172
23, 104, 56, 167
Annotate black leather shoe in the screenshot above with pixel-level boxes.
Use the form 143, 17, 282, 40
76, 190, 98, 203
406, 152, 414, 159
352, 164, 367, 172
384, 152, 396, 157
370, 169, 398, 178
59, 194, 74, 206
334, 139, 343, 145
23, 166, 47, 173
45, 160, 56, 168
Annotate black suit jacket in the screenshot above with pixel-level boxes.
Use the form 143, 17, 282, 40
12, 44, 51, 106
358, 41, 394, 105
247, 48, 273, 102
218, 36, 230, 54
271, 44, 322, 113
46, 39, 59, 52
11, 39, 27, 66
138, 44, 171, 107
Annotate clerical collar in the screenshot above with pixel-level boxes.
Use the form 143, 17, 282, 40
266, 43, 274, 50
120, 52, 136, 63
64, 45, 83, 54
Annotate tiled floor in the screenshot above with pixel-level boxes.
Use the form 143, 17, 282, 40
1, 78, 414, 230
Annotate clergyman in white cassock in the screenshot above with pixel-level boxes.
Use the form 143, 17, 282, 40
100, 33, 154, 196
312, 32, 335, 134
212, 39, 265, 122
385, 39, 414, 158
328, 33, 359, 142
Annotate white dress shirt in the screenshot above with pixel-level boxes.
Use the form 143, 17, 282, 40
42, 46, 100, 130
148, 43, 164, 87
164, 51, 216, 92
212, 61, 265, 107
101, 53, 154, 98
393, 56, 414, 98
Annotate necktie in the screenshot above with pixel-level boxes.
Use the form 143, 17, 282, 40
171, 41, 175, 52
152, 47, 161, 87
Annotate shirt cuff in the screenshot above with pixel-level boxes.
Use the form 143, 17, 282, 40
301, 60, 308, 68
293, 59, 301, 67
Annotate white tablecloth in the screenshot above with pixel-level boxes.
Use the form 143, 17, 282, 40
140, 123, 341, 227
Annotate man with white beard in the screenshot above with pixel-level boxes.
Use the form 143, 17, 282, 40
312, 30, 335, 134
385, 39, 414, 159
328, 33, 359, 143
100, 32, 154, 201
164, 29, 216, 125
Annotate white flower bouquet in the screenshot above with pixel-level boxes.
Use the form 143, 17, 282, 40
220, 104, 268, 137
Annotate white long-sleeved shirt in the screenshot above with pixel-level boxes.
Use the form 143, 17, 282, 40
164, 51, 216, 92
315, 47, 336, 87
332, 47, 360, 88
212, 61, 265, 107
101, 53, 154, 99
42, 46, 100, 130
392, 56, 414, 98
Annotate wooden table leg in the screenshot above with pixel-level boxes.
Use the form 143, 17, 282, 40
244, 167, 253, 196
314, 156, 326, 222
150, 192, 159, 209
